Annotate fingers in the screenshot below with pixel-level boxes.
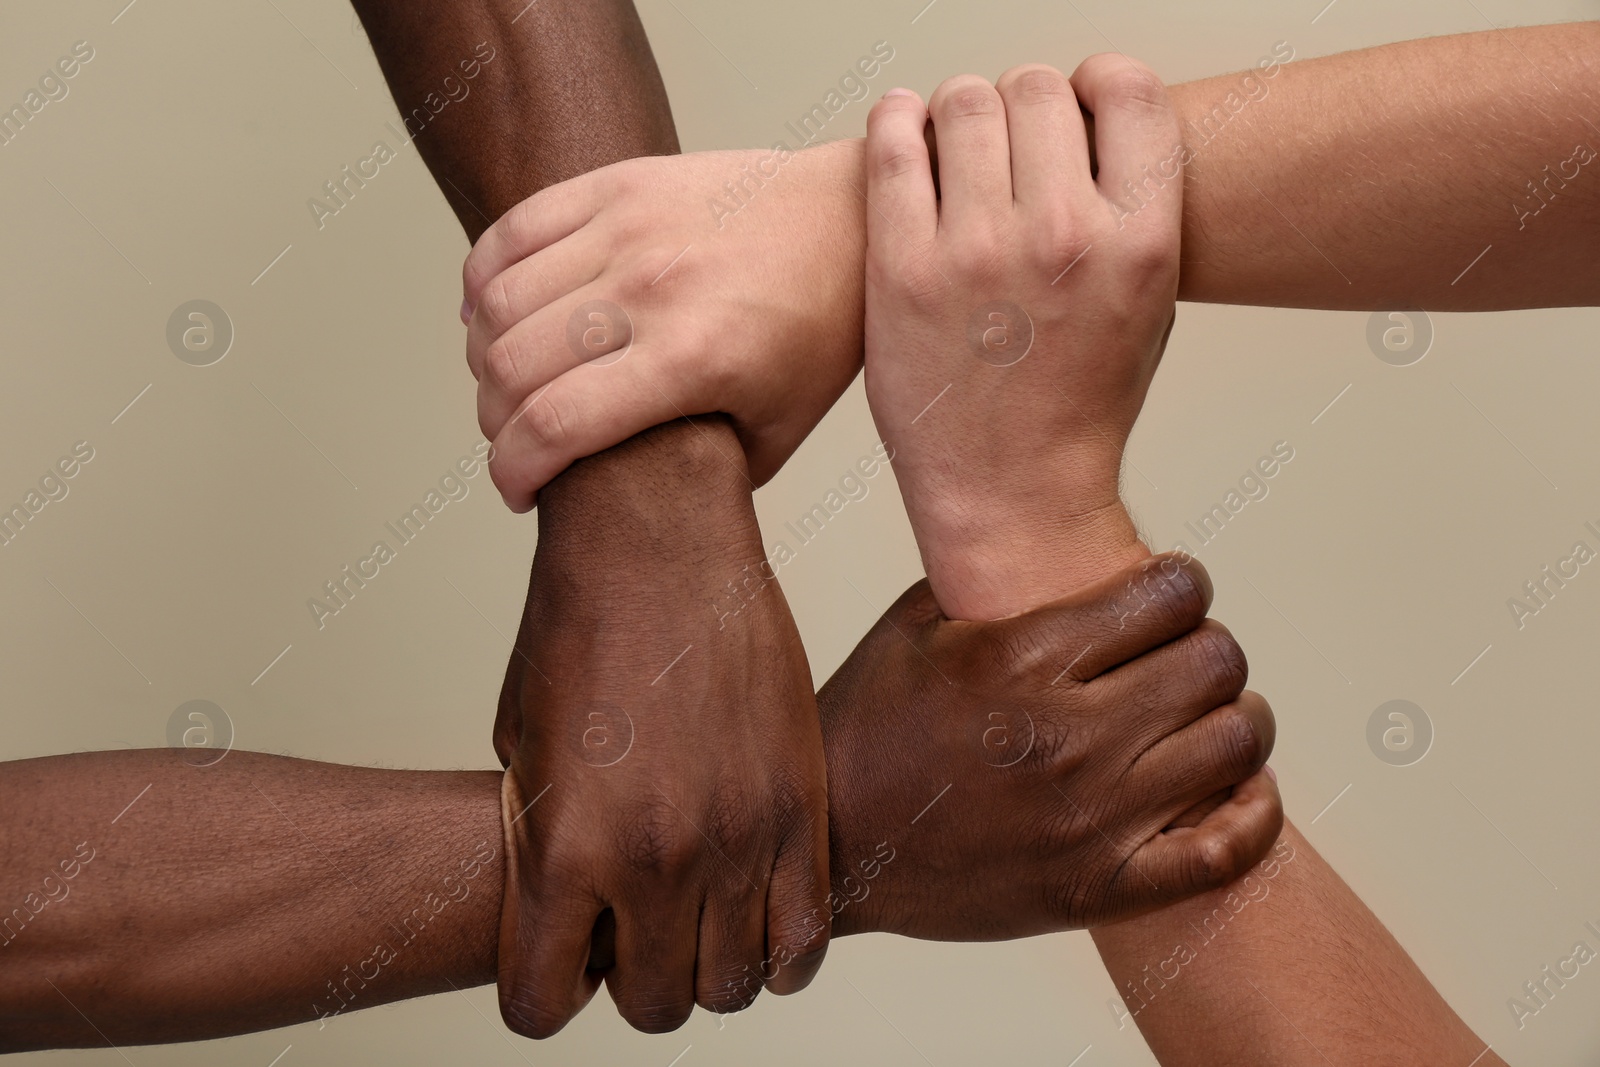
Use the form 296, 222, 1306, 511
485, 348, 690, 512
994, 64, 1095, 213
694, 888, 768, 1015
473, 286, 617, 438
984, 552, 1214, 682
603, 897, 701, 1034
1069, 54, 1183, 228
1091, 618, 1249, 737
466, 231, 606, 383
1136, 690, 1276, 819
1118, 768, 1284, 908
865, 89, 938, 252
463, 178, 604, 317
926, 74, 1013, 236
761, 821, 830, 997
497, 776, 605, 1039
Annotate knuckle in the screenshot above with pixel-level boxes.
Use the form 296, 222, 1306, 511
500, 991, 573, 1040
932, 75, 1000, 119
1186, 620, 1249, 699
520, 392, 576, 454
1122, 230, 1180, 289
1099, 61, 1169, 114
482, 335, 527, 394
1000, 64, 1073, 106
477, 274, 519, 336
1192, 831, 1246, 892
868, 136, 927, 182
620, 994, 693, 1034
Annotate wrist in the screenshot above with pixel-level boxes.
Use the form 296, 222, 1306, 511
916, 491, 1150, 621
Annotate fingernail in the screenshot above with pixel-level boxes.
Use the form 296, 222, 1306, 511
884, 87, 918, 99
1264, 764, 1277, 783
460, 298, 473, 326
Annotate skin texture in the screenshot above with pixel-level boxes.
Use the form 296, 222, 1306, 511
858, 60, 1501, 1067
350, 0, 830, 1036
463, 22, 1600, 506
0, 562, 1280, 1052
862, 61, 1180, 618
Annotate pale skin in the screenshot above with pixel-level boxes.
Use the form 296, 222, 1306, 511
858, 57, 1507, 1066
462, 21, 1600, 507
0, 554, 1279, 1051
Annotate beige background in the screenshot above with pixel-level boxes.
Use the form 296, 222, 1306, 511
3, 0, 1599, 1063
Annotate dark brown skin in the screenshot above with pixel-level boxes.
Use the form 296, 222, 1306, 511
349, 0, 830, 1037
0, 558, 1279, 1052
819, 558, 1280, 944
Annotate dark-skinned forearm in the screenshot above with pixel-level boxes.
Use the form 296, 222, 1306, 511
0, 750, 502, 1051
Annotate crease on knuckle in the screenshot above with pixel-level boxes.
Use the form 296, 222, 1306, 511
1004, 66, 1072, 106
1100, 64, 1169, 115
482, 334, 526, 395
478, 275, 518, 337
520, 391, 575, 454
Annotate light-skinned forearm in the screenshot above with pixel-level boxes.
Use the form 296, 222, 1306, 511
1169, 22, 1599, 310
350, 0, 755, 556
